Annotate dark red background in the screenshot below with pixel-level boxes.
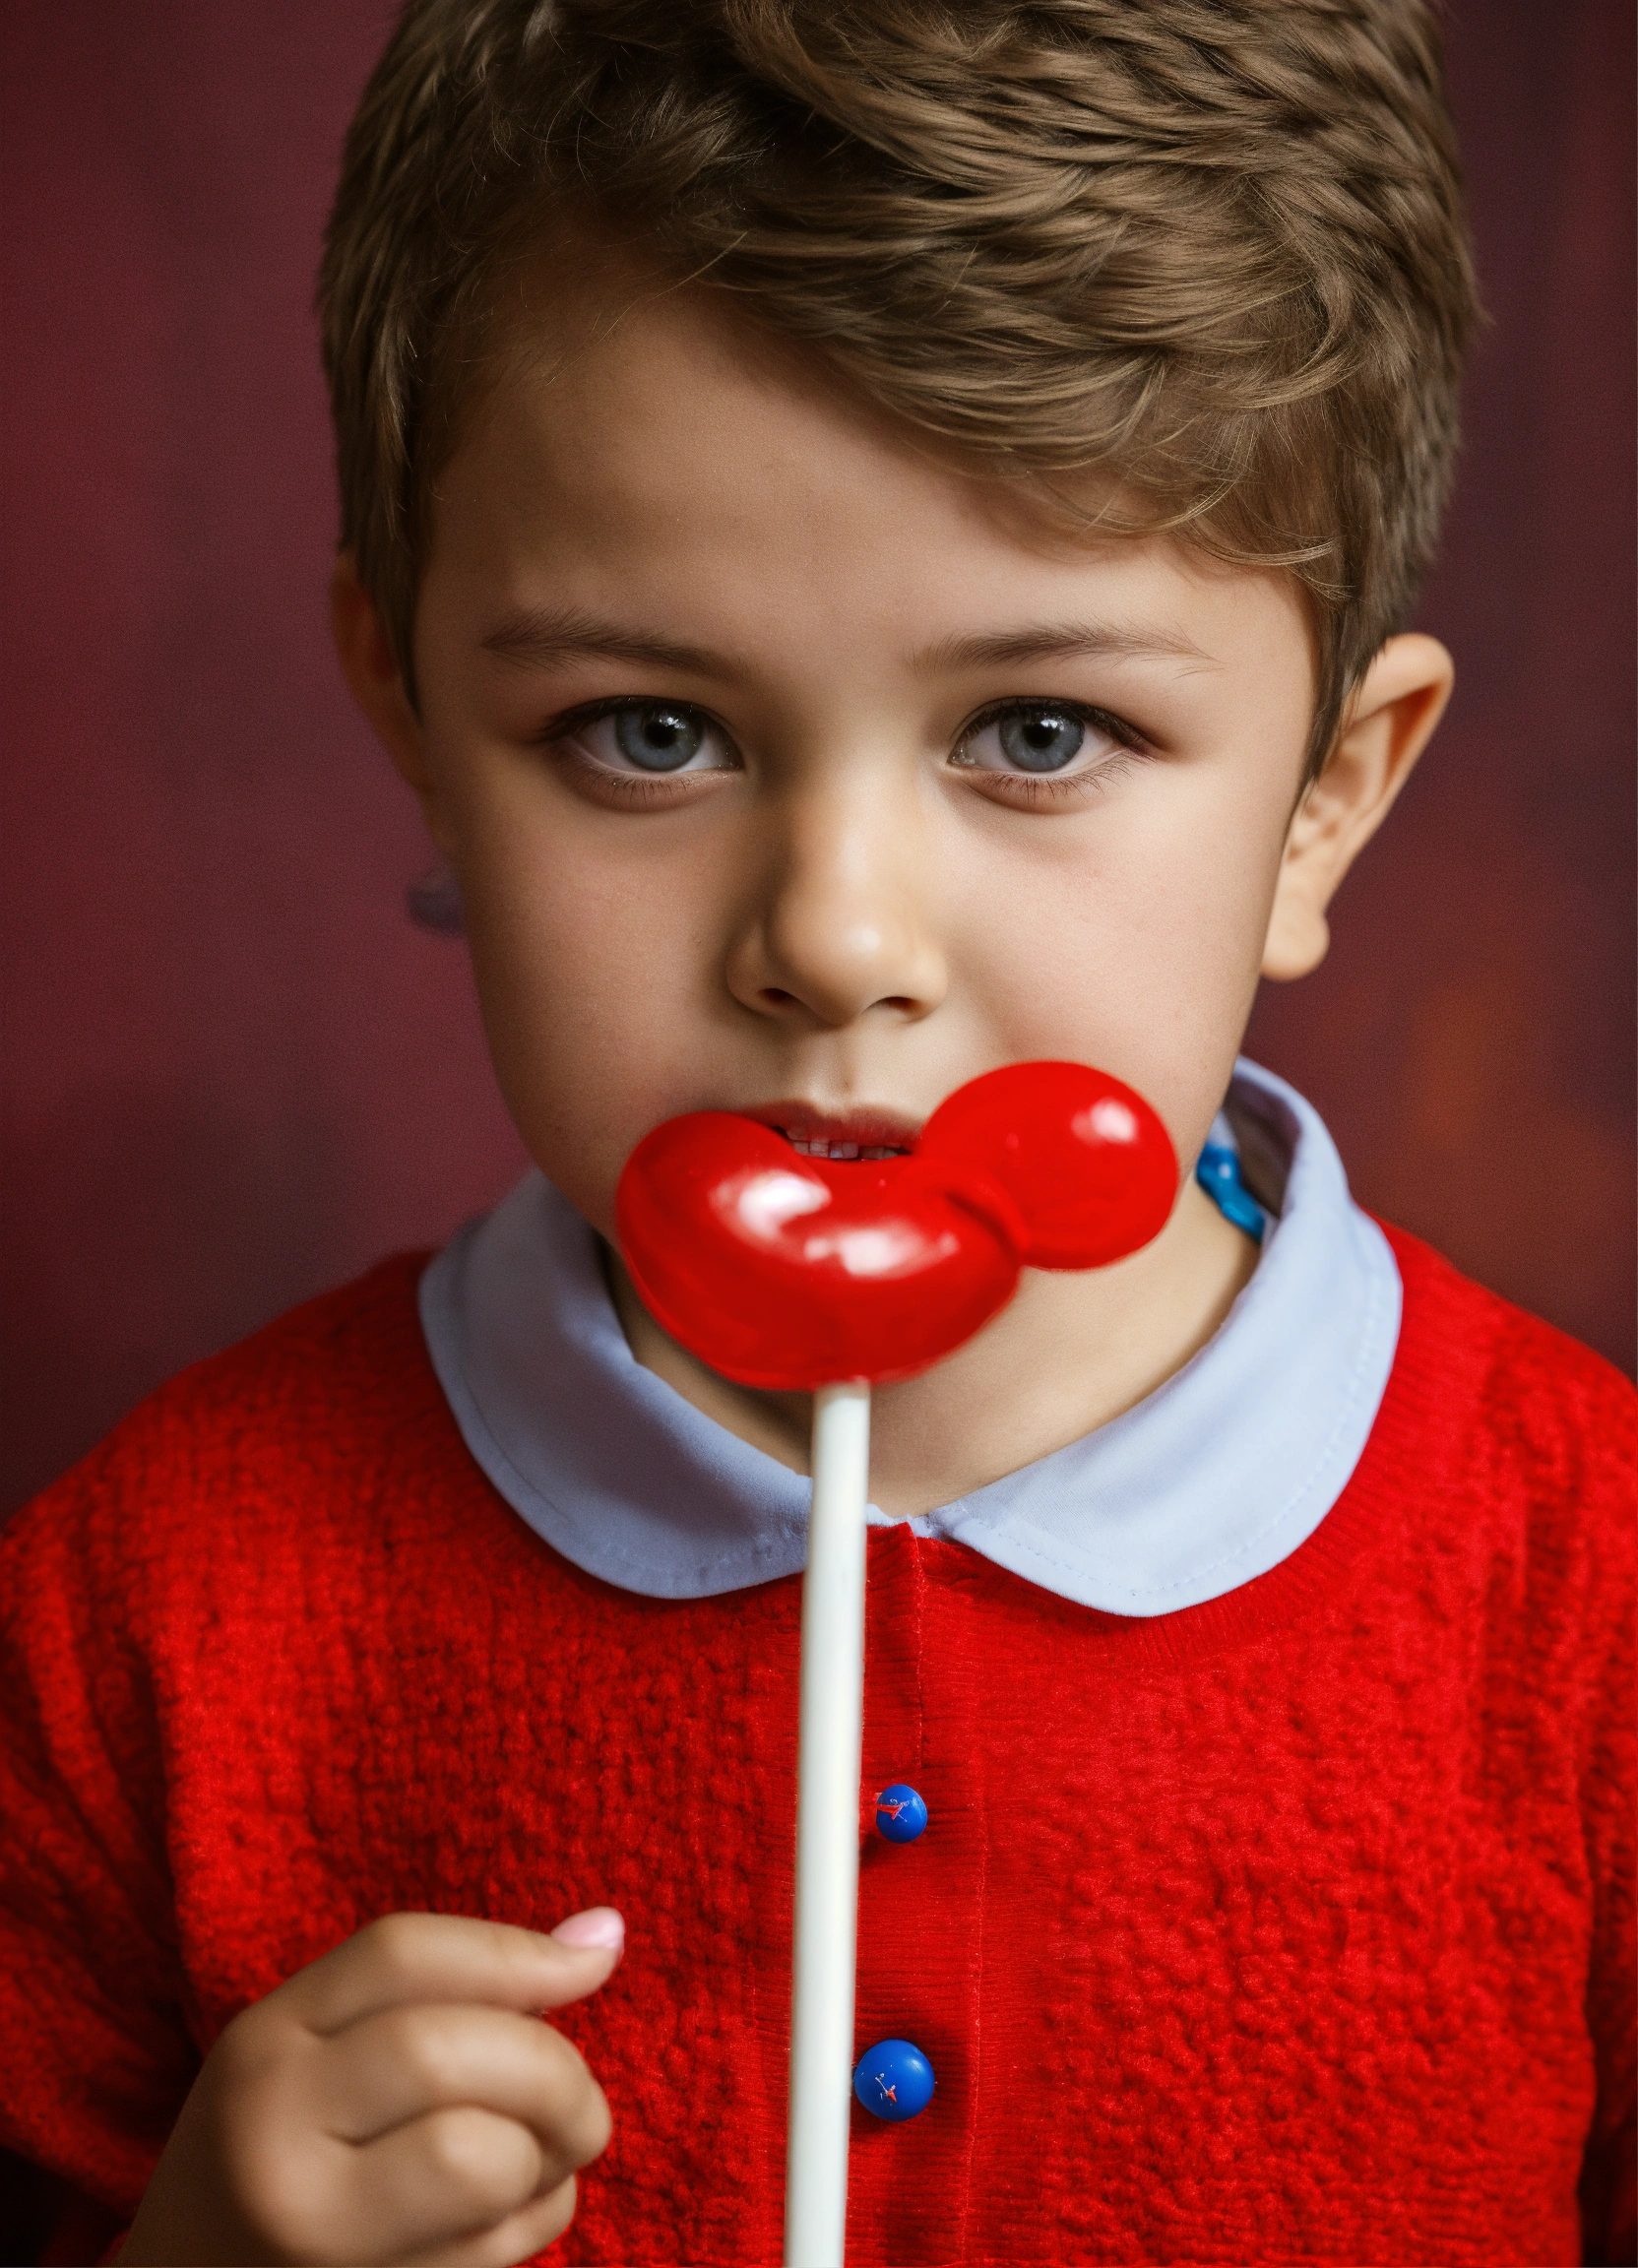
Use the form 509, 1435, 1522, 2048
3, 0, 1634, 1527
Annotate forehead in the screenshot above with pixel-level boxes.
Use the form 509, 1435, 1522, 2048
424, 274, 1306, 667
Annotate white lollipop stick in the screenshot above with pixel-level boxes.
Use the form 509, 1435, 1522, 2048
784, 1379, 872, 2268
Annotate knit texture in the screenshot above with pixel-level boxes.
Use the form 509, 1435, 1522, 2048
0, 1228, 1632, 2266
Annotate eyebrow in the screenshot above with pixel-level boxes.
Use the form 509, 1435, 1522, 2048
914, 620, 1214, 670
480, 605, 725, 675
478, 604, 1214, 678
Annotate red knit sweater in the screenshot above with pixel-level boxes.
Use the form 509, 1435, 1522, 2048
0, 1227, 1632, 2267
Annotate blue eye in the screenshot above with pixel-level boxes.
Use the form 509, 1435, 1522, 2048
561, 701, 734, 779
612, 704, 705, 771
959, 703, 1116, 777
952, 700, 1144, 798
996, 710, 1084, 771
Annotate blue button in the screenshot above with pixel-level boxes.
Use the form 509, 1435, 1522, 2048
853, 2039, 935, 2121
874, 1784, 928, 1843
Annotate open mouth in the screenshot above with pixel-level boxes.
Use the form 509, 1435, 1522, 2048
743, 1103, 918, 1163
781, 1134, 910, 1162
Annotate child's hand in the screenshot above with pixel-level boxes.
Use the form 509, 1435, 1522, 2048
116, 1908, 624, 2266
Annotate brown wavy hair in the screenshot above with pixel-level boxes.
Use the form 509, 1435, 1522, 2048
319, 0, 1478, 773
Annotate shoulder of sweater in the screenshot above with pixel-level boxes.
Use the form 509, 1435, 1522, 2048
1383, 1217, 1635, 1433
0, 1253, 469, 1608
1373, 1219, 1635, 1622
113, 1247, 441, 1450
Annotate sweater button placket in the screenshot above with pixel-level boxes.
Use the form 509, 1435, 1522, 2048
850, 1535, 976, 2261
854, 1785, 936, 2118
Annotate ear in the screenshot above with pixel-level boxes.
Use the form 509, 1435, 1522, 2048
330, 553, 453, 848
1261, 631, 1454, 981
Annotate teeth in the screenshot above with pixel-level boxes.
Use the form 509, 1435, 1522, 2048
782, 1132, 908, 1161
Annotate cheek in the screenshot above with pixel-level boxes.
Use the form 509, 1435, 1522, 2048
952, 774, 1290, 1134
452, 802, 737, 1223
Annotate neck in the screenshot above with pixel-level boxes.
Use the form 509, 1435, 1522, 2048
602, 1177, 1257, 1518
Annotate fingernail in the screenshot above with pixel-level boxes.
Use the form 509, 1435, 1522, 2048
550, 1906, 625, 1951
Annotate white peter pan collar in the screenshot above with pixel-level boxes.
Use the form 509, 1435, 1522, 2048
418, 1059, 1401, 1616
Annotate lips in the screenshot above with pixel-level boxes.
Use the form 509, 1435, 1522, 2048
739, 1102, 919, 1163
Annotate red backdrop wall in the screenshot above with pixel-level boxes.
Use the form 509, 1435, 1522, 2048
3, 0, 1634, 1524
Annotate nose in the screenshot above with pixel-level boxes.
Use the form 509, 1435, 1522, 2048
724, 779, 946, 1031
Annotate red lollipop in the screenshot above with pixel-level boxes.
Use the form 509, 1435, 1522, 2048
614, 1060, 1178, 1389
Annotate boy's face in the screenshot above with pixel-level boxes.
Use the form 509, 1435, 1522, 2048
351, 284, 1401, 1238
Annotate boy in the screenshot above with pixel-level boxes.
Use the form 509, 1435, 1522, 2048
2, 1, 1632, 2263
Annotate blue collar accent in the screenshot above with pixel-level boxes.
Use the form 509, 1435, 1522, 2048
418, 1060, 1400, 1615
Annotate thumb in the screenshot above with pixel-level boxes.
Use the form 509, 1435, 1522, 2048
535, 1906, 625, 2007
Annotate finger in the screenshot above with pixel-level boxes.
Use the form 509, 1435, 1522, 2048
313, 2000, 612, 2177
326, 2104, 546, 2264
280, 1910, 624, 2037
396, 2173, 580, 2268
